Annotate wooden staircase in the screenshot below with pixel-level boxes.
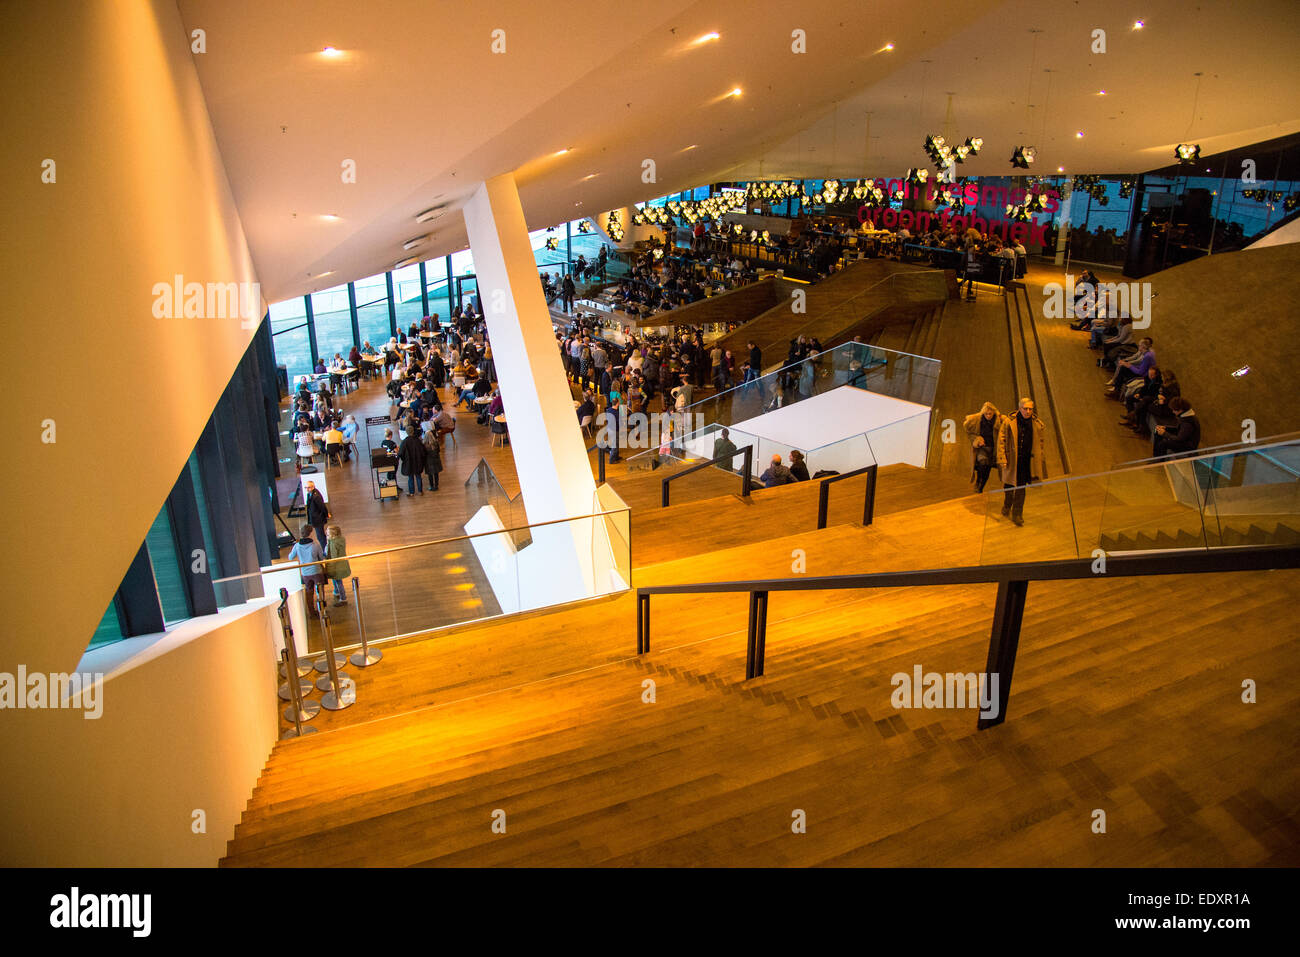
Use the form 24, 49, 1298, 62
219, 482, 1300, 867
1099, 515, 1300, 552
221, 527, 1300, 866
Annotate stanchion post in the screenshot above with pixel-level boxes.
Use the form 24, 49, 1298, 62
277, 587, 313, 680
312, 593, 346, 675
279, 649, 318, 739
277, 606, 315, 702
349, 576, 383, 667
318, 596, 355, 711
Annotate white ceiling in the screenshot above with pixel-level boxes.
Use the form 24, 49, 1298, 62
178, 0, 1300, 303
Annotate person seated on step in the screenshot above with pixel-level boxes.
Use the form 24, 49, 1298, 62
1152, 396, 1200, 459
1106, 338, 1155, 396
788, 449, 810, 482
1118, 366, 1165, 435
1136, 371, 1181, 438
759, 453, 795, 488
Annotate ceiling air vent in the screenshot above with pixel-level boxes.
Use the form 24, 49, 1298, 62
415, 202, 450, 224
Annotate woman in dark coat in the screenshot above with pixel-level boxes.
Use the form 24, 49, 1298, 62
427, 349, 447, 388
421, 427, 443, 491
397, 430, 427, 494
788, 450, 810, 482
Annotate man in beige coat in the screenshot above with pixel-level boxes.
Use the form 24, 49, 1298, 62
996, 397, 1049, 526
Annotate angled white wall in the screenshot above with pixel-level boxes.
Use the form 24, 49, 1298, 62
3, 0, 262, 675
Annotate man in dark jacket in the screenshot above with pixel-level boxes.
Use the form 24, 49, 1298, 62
712, 428, 738, 471
759, 453, 794, 488
1153, 397, 1200, 458
398, 430, 427, 494
305, 481, 330, 549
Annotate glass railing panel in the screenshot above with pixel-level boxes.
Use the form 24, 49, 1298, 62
213, 508, 633, 685
685, 339, 940, 432
800, 432, 874, 479
978, 477, 1080, 566
1054, 472, 1110, 558
1195, 442, 1300, 548
857, 410, 933, 469
1095, 461, 1208, 553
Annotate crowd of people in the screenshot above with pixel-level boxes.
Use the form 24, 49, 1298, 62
606, 239, 759, 318
558, 323, 722, 418
1067, 271, 1200, 458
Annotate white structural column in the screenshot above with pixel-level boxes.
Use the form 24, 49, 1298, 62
462, 173, 597, 522
461, 174, 626, 611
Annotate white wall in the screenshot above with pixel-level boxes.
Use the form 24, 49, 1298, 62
0, 602, 281, 866
3, 0, 262, 676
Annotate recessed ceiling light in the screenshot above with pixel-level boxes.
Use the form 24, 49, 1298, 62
313, 271, 334, 278
1132, 19, 1144, 29
403, 235, 430, 250
554, 148, 572, 156
1057, 166, 1065, 172
682, 145, 698, 151
883, 43, 895, 51
727, 87, 742, 97
1097, 89, 1107, 95
583, 173, 599, 180
320, 213, 340, 221
321, 46, 343, 57
694, 32, 720, 44
1075, 130, 1085, 138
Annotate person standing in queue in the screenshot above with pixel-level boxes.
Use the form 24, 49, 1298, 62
324, 525, 351, 607
421, 423, 443, 491
398, 424, 427, 495
305, 480, 330, 550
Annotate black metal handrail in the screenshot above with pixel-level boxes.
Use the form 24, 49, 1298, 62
816, 463, 878, 529
634, 543, 1300, 729
661, 445, 753, 507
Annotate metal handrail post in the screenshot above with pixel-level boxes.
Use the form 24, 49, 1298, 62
348, 577, 383, 667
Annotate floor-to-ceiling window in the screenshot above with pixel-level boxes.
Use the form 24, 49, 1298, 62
354, 272, 391, 349
423, 257, 451, 322
391, 263, 424, 329
310, 283, 354, 360
269, 297, 311, 381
